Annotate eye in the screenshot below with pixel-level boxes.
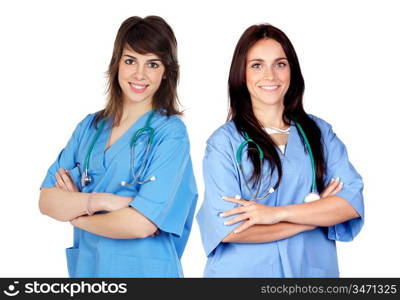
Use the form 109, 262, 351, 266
148, 62, 160, 68
251, 63, 262, 69
124, 59, 135, 65
276, 61, 287, 68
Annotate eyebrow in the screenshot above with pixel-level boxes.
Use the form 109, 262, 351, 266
248, 57, 288, 63
123, 54, 162, 62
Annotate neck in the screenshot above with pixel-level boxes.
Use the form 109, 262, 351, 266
252, 102, 287, 129
121, 98, 153, 124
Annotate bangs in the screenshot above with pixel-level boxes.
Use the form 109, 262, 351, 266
124, 23, 166, 59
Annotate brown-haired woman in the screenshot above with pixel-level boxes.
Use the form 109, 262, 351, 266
39, 16, 197, 278
197, 24, 364, 277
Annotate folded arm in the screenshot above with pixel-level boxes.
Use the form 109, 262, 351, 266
39, 187, 92, 222
39, 167, 132, 220
222, 222, 315, 243
281, 195, 359, 226
221, 179, 356, 241
39, 187, 133, 222
39, 168, 158, 239
71, 207, 158, 239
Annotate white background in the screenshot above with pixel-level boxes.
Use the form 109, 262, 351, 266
0, 0, 399, 277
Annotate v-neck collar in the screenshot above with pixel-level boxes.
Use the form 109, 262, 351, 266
281, 121, 308, 171
91, 110, 156, 171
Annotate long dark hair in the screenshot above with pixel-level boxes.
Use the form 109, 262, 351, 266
95, 15, 181, 127
228, 24, 326, 192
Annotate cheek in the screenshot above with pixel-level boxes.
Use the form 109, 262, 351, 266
282, 70, 291, 85
150, 69, 165, 86
245, 70, 257, 89
118, 64, 129, 79
117, 65, 129, 86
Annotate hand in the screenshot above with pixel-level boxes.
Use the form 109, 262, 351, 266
220, 197, 285, 234
55, 168, 79, 192
89, 193, 133, 212
320, 177, 343, 198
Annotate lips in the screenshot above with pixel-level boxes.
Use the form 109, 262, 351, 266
129, 82, 149, 93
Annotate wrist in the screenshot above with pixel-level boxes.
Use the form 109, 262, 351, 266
114, 195, 133, 209
276, 206, 290, 223
87, 193, 106, 213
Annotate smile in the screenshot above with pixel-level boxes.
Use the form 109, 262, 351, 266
259, 85, 280, 91
129, 82, 149, 94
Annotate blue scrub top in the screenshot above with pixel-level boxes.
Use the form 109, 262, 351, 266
41, 110, 198, 278
196, 115, 364, 277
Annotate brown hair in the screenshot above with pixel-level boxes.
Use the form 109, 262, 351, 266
95, 15, 181, 127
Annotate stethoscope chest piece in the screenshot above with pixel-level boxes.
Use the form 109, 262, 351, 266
304, 192, 320, 203
81, 170, 92, 188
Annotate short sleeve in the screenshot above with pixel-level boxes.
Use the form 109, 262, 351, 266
40, 115, 90, 189
321, 122, 365, 242
129, 128, 198, 237
196, 133, 243, 256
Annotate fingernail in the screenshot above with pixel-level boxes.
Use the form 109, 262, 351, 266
339, 182, 344, 187
234, 195, 241, 200
221, 196, 227, 200
335, 177, 340, 181
224, 221, 229, 226
219, 213, 225, 217
330, 178, 335, 182
233, 230, 238, 234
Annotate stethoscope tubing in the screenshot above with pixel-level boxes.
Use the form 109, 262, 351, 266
80, 110, 156, 188
236, 121, 317, 201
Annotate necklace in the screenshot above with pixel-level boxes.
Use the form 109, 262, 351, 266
264, 126, 290, 134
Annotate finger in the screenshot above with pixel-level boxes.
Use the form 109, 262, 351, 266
58, 168, 75, 192
223, 196, 252, 206
321, 178, 340, 198
323, 179, 337, 196
223, 213, 250, 226
55, 172, 67, 190
220, 205, 250, 218
325, 178, 340, 196
55, 181, 61, 189
65, 169, 79, 192
60, 168, 79, 192
232, 220, 253, 234
331, 182, 344, 195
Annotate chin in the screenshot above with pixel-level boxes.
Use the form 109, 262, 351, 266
258, 97, 283, 106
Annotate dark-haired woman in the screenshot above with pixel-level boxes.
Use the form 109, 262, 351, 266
196, 24, 363, 277
39, 16, 197, 278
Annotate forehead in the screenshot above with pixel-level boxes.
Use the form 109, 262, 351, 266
247, 38, 286, 61
122, 46, 161, 60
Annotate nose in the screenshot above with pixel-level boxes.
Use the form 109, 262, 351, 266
263, 66, 276, 81
133, 64, 146, 81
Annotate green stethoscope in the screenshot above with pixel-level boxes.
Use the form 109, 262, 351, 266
236, 122, 320, 203
80, 110, 157, 188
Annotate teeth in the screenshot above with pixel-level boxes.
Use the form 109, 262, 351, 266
130, 83, 147, 89
260, 85, 279, 90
